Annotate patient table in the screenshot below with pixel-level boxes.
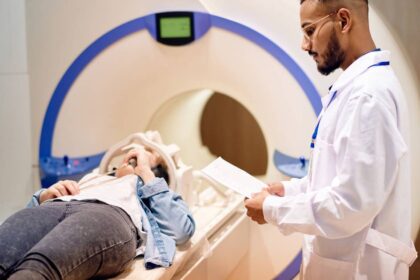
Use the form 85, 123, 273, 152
99, 132, 249, 280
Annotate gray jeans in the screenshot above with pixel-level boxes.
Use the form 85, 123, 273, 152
0, 201, 139, 280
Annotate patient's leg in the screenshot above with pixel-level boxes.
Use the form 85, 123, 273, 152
7, 201, 137, 280
0, 202, 66, 277
8, 270, 47, 280
7, 254, 55, 280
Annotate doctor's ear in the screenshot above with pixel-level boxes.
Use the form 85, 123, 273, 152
336, 8, 352, 33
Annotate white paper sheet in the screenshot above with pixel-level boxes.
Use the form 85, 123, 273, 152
201, 157, 266, 198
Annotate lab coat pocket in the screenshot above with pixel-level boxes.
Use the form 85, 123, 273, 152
311, 139, 336, 190
304, 251, 355, 280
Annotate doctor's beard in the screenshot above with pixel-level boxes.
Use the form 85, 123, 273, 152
315, 30, 345, 76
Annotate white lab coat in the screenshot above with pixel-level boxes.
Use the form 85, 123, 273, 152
263, 50, 417, 279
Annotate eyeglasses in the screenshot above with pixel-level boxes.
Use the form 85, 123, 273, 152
302, 12, 337, 41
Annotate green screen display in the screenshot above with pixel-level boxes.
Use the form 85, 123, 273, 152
160, 17, 191, 38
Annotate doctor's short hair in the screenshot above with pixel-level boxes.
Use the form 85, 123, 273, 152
299, 0, 369, 15
300, 0, 368, 4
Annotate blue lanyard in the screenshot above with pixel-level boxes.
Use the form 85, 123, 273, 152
310, 60, 390, 149
368, 61, 390, 68
310, 90, 337, 149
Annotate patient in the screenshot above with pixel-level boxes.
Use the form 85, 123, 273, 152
0, 146, 195, 280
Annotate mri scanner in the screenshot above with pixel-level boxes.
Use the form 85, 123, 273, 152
23, 0, 420, 279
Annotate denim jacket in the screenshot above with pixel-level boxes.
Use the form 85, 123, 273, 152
28, 176, 195, 269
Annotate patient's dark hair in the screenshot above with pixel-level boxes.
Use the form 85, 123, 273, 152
110, 164, 169, 184
152, 164, 170, 184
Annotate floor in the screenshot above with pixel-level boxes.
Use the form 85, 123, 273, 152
410, 231, 420, 279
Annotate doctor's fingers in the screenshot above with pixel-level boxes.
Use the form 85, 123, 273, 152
245, 203, 259, 216
244, 197, 253, 209
246, 209, 266, 224
245, 208, 254, 218
245, 193, 265, 206
255, 217, 267, 225
267, 182, 285, 196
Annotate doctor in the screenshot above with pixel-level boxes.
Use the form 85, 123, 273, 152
245, 0, 417, 279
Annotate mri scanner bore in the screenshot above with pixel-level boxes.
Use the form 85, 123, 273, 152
38, 10, 320, 188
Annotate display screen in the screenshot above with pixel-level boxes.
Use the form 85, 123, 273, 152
159, 17, 191, 38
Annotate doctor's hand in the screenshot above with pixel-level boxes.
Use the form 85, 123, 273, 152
266, 182, 285, 196
244, 190, 270, 224
39, 180, 80, 204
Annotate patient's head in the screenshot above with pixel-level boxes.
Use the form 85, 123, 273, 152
114, 146, 169, 184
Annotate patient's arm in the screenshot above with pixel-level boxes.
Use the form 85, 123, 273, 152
26, 180, 80, 208
138, 178, 196, 245
121, 147, 156, 183
39, 180, 80, 203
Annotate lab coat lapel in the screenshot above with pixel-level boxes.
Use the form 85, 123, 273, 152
329, 50, 391, 95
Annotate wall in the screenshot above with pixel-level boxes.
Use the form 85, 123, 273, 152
371, 0, 420, 84
370, 0, 420, 245
0, 0, 33, 222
